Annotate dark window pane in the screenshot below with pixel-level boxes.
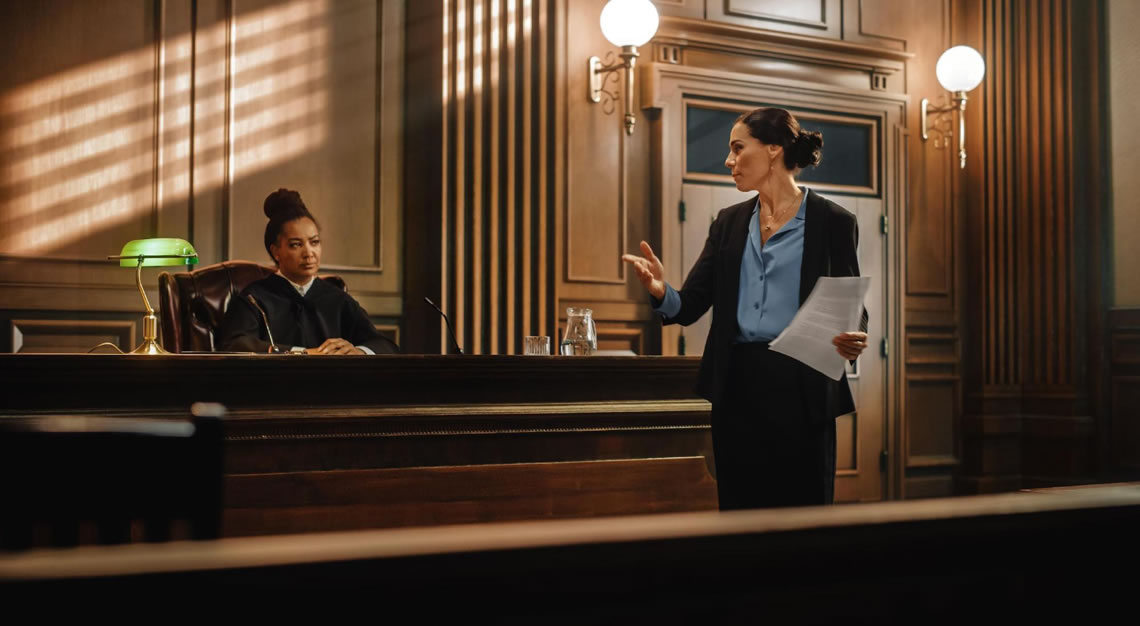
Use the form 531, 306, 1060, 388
685, 105, 875, 191
797, 120, 871, 188
685, 107, 739, 176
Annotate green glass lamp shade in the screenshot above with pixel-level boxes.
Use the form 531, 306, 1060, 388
116, 238, 198, 267
108, 237, 198, 355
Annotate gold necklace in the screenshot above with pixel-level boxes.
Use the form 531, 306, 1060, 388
761, 192, 800, 232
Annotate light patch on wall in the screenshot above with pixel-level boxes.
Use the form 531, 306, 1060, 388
0, 0, 330, 257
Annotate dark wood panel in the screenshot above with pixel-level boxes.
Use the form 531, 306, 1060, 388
957, 0, 1108, 494
224, 457, 717, 536
6, 483, 1140, 623
841, 0, 909, 51
1, 353, 714, 537
9, 318, 135, 354
1112, 377, 1140, 472
906, 379, 958, 463
0, 354, 704, 409
1110, 307, 1140, 473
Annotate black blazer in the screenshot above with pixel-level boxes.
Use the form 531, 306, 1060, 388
662, 189, 868, 421
219, 274, 399, 354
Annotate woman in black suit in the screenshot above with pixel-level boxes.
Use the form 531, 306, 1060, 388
622, 108, 867, 509
219, 188, 398, 355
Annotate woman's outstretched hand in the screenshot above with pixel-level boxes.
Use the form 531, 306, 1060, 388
832, 331, 868, 360
621, 241, 667, 300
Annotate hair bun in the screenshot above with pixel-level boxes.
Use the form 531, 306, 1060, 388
793, 130, 824, 168
263, 188, 305, 219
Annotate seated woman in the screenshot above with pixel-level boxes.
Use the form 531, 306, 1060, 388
218, 188, 399, 354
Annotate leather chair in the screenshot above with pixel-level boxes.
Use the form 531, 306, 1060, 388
158, 261, 345, 353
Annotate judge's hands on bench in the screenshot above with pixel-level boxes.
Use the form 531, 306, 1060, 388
306, 338, 364, 355
622, 240, 867, 360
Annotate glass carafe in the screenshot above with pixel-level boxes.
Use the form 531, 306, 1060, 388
560, 307, 597, 356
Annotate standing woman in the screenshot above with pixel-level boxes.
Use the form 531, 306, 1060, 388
219, 188, 399, 355
622, 108, 868, 509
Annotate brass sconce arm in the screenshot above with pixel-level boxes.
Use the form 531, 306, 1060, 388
921, 90, 969, 169
588, 45, 640, 135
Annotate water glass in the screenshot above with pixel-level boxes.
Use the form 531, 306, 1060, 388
524, 335, 551, 355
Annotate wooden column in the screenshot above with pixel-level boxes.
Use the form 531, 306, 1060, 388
959, 0, 1108, 492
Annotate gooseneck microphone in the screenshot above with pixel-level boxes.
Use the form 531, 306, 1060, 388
246, 295, 277, 354
424, 296, 464, 355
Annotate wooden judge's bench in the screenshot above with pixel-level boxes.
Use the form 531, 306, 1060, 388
0, 353, 716, 537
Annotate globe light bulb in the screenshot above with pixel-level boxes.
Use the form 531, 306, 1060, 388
935, 45, 986, 92
599, 0, 659, 47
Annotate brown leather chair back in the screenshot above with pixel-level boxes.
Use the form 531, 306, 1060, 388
158, 261, 346, 353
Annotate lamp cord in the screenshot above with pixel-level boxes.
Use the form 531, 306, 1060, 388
88, 342, 124, 354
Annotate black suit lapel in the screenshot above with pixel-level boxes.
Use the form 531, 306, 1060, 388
799, 189, 828, 305
721, 196, 755, 339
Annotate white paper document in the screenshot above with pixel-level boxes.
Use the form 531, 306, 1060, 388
768, 276, 871, 381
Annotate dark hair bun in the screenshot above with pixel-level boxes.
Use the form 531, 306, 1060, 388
262, 188, 318, 262
791, 131, 823, 169
263, 188, 306, 219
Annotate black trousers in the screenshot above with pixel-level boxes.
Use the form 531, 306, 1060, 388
710, 342, 837, 510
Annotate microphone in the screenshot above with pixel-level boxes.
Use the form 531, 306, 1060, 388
424, 296, 463, 355
246, 295, 277, 354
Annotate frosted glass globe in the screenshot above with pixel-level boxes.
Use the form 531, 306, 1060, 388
935, 45, 986, 92
599, 0, 659, 47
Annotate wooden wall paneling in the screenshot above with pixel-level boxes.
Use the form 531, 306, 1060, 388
0, 0, 161, 318
0, 0, 159, 263
431, 0, 559, 354
560, 0, 661, 357
190, 0, 230, 267
905, 0, 953, 308
1109, 309, 1140, 477
706, 0, 842, 40
566, 0, 625, 286
841, 0, 908, 51
402, 0, 445, 354
651, 0, 705, 20
960, 0, 1106, 492
8, 318, 136, 354
156, 0, 194, 243
225, 457, 717, 536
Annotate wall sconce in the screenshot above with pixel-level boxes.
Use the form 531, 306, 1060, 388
588, 0, 659, 135
922, 45, 986, 168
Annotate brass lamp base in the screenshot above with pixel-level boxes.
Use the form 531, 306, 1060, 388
129, 312, 170, 355
130, 338, 170, 355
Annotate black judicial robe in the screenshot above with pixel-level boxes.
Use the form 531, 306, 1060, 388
218, 274, 399, 354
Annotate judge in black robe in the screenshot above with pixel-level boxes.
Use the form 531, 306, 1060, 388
219, 273, 398, 354
217, 187, 399, 355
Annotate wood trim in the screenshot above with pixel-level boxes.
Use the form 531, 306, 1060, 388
9, 319, 137, 354
655, 16, 913, 67
907, 454, 961, 469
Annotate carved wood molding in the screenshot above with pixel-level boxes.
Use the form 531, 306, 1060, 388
654, 16, 912, 74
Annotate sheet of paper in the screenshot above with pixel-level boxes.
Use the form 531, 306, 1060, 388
768, 276, 871, 381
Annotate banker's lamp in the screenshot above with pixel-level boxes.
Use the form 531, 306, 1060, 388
587, 0, 659, 135
108, 238, 198, 355
921, 45, 986, 168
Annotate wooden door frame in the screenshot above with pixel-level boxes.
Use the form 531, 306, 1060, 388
642, 61, 908, 501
